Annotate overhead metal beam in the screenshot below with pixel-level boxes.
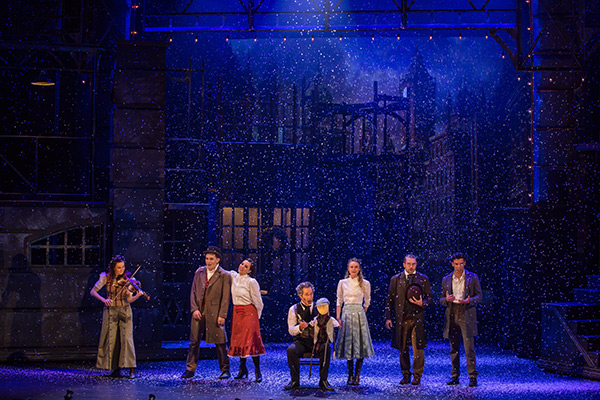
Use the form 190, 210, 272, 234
137, 1, 596, 73
141, 8, 517, 34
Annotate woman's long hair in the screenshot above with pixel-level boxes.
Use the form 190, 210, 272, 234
107, 255, 126, 284
344, 257, 364, 289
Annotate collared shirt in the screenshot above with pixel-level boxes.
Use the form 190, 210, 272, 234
336, 277, 371, 308
230, 270, 263, 318
207, 264, 220, 281
452, 272, 466, 303
404, 270, 417, 280
287, 302, 313, 336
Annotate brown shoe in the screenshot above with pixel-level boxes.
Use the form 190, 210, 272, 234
411, 377, 421, 385
399, 375, 411, 385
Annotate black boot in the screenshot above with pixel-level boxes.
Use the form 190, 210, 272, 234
347, 360, 354, 385
319, 380, 335, 392
252, 356, 262, 383
353, 358, 363, 385
234, 357, 248, 379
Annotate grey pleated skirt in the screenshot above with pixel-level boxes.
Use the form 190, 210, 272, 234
335, 303, 375, 360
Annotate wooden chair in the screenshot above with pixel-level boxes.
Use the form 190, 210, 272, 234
299, 351, 318, 366
299, 351, 320, 378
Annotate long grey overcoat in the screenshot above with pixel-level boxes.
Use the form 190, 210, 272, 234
439, 269, 482, 338
190, 266, 231, 344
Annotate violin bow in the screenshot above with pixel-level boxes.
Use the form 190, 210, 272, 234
116, 265, 142, 298
129, 265, 141, 280
128, 266, 151, 300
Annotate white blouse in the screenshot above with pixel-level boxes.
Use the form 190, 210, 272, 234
336, 277, 371, 308
230, 271, 264, 318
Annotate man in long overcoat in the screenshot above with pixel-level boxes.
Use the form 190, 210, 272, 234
385, 254, 432, 385
181, 246, 232, 379
440, 252, 482, 387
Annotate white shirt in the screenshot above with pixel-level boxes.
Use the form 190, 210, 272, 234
404, 270, 417, 280
452, 272, 466, 303
230, 270, 263, 318
336, 277, 371, 308
287, 302, 313, 336
206, 264, 220, 281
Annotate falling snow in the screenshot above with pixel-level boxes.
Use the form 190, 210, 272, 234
1, 1, 599, 398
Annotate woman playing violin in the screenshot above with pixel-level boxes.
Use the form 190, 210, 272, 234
90, 255, 143, 378
117, 272, 150, 301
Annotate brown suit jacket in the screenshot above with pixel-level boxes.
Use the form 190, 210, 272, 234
190, 265, 231, 344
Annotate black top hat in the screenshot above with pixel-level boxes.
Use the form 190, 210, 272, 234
203, 246, 222, 259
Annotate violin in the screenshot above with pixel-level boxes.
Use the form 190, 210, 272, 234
117, 271, 151, 300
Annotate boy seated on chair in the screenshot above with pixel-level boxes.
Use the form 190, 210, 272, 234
285, 282, 339, 392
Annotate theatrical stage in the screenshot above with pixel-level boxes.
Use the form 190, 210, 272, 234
2, 1, 600, 400
2, 342, 599, 400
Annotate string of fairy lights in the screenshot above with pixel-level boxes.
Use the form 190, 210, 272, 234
159, 30, 501, 44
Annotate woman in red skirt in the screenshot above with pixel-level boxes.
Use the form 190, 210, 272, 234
228, 258, 266, 382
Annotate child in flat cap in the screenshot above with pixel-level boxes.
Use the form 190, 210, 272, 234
309, 298, 339, 391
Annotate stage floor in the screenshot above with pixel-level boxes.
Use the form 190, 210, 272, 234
1, 341, 599, 400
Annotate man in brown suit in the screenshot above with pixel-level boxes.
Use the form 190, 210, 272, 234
385, 254, 432, 386
181, 246, 232, 379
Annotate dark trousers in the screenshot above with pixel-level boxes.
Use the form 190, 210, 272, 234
185, 315, 230, 373
448, 303, 477, 379
287, 339, 330, 383
400, 317, 424, 379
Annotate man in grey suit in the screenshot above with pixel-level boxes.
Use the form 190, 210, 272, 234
440, 252, 483, 387
181, 246, 232, 379
385, 254, 432, 386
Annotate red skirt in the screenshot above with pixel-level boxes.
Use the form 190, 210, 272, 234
228, 304, 266, 357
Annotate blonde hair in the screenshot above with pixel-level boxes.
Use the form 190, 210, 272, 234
344, 257, 364, 289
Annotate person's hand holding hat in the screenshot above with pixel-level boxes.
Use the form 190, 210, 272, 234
407, 284, 424, 307
408, 295, 423, 306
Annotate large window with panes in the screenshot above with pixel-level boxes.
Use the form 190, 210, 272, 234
29, 225, 104, 267
220, 206, 311, 292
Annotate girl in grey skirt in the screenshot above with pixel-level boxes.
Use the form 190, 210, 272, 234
335, 258, 375, 385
